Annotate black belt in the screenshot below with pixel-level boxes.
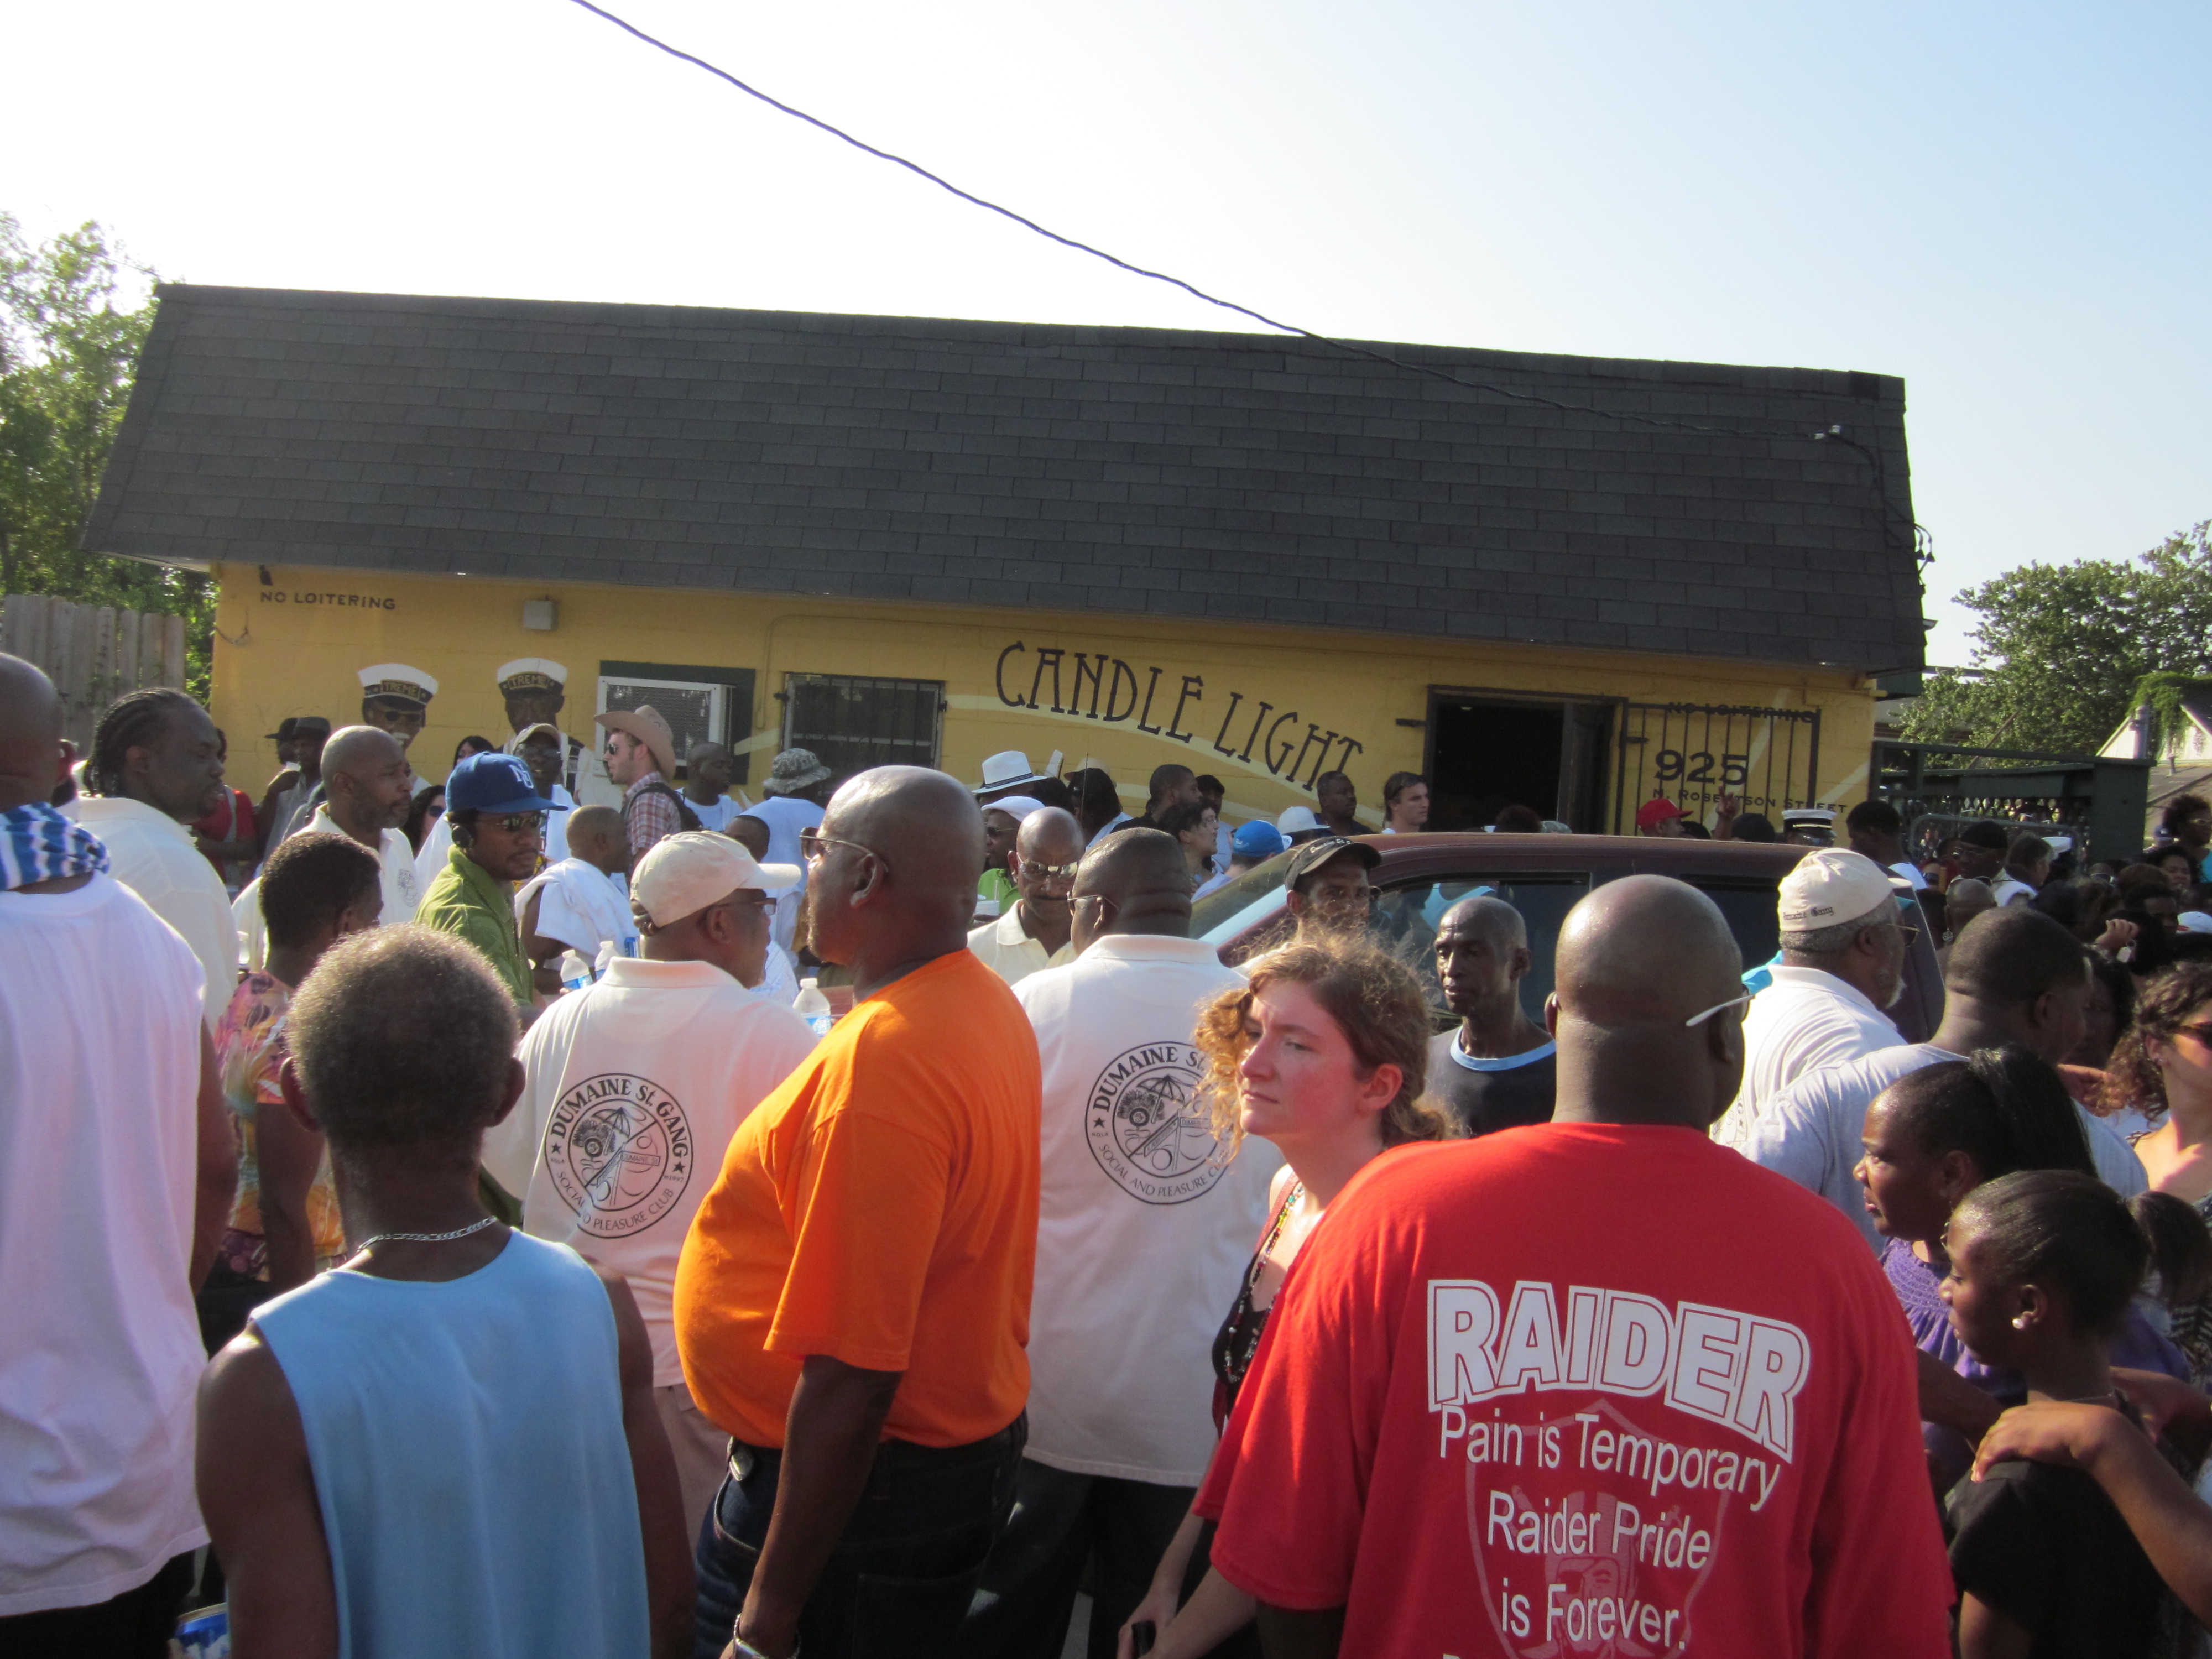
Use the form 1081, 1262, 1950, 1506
728, 1416, 1024, 1485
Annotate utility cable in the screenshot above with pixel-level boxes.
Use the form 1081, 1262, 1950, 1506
567, 0, 1926, 550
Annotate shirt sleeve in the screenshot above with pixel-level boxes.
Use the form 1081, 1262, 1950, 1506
1801, 1255, 1958, 1656
1944, 1468, 2052, 1635
1194, 1206, 1393, 1611
1743, 1073, 1843, 1194
627, 787, 680, 857
765, 1109, 953, 1373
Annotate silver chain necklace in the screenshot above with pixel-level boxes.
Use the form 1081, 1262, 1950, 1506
352, 1214, 501, 1253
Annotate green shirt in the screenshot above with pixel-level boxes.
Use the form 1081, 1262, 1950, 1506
414, 846, 532, 1008
980, 867, 1018, 910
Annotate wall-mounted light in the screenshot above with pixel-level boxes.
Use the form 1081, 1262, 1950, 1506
523, 598, 557, 632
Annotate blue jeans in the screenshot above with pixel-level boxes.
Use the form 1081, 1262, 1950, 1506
692, 1415, 1025, 1659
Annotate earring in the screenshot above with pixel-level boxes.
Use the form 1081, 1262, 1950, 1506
2011, 1314, 2031, 1329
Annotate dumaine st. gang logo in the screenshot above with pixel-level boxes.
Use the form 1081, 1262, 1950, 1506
1086, 1042, 1227, 1206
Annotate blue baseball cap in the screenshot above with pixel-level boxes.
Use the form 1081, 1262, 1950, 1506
1231, 820, 1288, 858
447, 751, 557, 815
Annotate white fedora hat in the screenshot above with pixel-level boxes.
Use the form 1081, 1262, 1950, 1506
974, 749, 1052, 797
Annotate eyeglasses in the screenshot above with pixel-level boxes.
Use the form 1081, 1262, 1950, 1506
1022, 861, 1081, 881
1683, 992, 1754, 1028
488, 812, 546, 835
799, 828, 888, 869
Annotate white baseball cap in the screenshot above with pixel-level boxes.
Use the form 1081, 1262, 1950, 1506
630, 831, 801, 930
1777, 848, 1905, 931
2180, 911, 2212, 936
982, 794, 1047, 823
1276, 805, 1322, 834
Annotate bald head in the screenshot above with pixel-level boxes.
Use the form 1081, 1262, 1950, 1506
809, 766, 986, 983
0, 653, 63, 813
567, 805, 628, 874
1945, 906, 2088, 1010
1073, 827, 1192, 950
320, 723, 404, 781
1015, 805, 1084, 866
728, 814, 771, 862
1557, 877, 1741, 1027
1946, 878, 1996, 932
1551, 875, 1746, 1130
1439, 894, 1528, 952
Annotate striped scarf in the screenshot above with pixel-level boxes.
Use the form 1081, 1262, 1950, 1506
1, 804, 111, 891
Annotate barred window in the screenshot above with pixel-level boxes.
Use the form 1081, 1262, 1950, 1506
780, 674, 945, 781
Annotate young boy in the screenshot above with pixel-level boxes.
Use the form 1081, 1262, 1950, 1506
194, 926, 692, 1658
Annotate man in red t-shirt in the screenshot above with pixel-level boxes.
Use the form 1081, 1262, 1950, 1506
1198, 875, 1951, 1658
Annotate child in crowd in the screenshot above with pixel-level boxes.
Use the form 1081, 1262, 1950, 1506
1943, 1171, 2210, 1658
1856, 1046, 2198, 1484
195, 926, 691, 1658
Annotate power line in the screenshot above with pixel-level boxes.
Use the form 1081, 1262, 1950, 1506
567, 0, 1925, 550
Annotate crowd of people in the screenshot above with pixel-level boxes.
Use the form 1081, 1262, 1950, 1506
15, 656, 2212, 1658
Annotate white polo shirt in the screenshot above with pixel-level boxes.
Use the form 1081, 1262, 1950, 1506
233, 810, 422, 971
501, 956, 817, 1385
968, 907, 1073, 987
71, 795, 240, 1026
1014, 935, 1280, 1485
1744, 1043, 2150, 1254
1714, 965, 1902, 1153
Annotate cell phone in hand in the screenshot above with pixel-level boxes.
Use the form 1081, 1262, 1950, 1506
1130, 1619, 1157, 1656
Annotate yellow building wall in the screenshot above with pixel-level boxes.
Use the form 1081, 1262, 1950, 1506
208, 564, 1879, 827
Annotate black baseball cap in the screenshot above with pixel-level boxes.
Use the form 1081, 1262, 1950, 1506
265, 716, 332, 741
1285, 835, 1381, 890
1959, 820, 2010, 852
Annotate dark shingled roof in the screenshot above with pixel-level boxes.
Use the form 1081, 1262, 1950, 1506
87, 284, 1925, 670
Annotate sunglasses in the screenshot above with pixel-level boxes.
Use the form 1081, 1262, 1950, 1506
799, 828, 889, 869
1023, 860, 1082, 881
1683, 992, 1753, 1028
487, 812, 546, 835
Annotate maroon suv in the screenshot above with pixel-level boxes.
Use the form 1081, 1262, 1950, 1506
1191, 833, 1943, 1044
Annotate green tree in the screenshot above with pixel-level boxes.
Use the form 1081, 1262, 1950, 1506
0, 213, 212, 696
1900, 521, 2212, 756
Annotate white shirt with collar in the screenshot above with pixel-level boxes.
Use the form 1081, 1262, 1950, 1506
968, 906, 1074, 987
1743, 1042, 2148, 1254
1086, 811, 1134, 848
1014, 933, 1280, 1485
1713, 964, 1903, 1154
70, 795, 241, 1026
234, 808, 422, 972
500, 956, 818, 1385
517, 858, 633, 959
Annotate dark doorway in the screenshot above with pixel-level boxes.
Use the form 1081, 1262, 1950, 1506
1426, 692, 1614, 831
1428, 698, 1562, 831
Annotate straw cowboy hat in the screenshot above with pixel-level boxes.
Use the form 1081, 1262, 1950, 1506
594, 705, 677, 782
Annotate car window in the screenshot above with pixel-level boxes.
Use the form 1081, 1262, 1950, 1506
1376, 873, 1591, 1018
1194, 852, 1294, 947
1683, 879, 1783, 978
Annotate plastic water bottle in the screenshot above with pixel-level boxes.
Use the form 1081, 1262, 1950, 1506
794, 977, 835, 1040
559, 950, 593, 994
594, 940, 619, 980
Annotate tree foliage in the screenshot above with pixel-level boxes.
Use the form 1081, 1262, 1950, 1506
1900, 521, 2212, 756
0, 213, 211, 696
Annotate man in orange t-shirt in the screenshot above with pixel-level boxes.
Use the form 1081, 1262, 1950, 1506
675, 765, 1041, 1659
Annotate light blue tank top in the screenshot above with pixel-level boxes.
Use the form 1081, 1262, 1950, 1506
254, 1231, 649, 1659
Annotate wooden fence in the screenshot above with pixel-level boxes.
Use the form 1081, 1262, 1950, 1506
0, 593, 189, 750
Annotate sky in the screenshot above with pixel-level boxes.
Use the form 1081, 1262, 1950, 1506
8, 1, 2205, 665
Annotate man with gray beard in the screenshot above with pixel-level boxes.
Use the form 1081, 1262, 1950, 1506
1713, 849, 1913, 1152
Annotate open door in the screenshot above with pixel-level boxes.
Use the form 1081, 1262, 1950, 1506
1424, 689, 1616, 832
